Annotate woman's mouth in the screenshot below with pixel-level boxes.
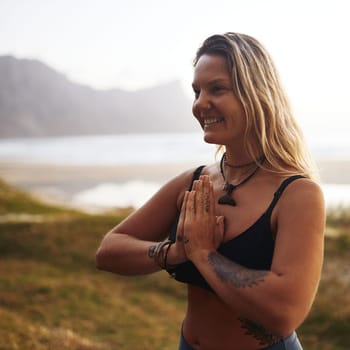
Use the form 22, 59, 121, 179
203, 117, 224, 126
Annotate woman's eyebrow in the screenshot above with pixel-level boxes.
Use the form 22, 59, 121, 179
192, 78, 231, 87
207, 78, 231, 85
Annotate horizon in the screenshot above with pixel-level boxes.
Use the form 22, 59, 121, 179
0, 0, 349, 141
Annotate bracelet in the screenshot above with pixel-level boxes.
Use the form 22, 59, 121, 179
149, 239, 173, 269
163, 240, 173, 270
156, 240, 172, 269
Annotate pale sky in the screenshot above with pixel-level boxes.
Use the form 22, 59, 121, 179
0, 0, 349, 140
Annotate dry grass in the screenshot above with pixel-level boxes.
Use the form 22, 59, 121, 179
0, 178, 349, 349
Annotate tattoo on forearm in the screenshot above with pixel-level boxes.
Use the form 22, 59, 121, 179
207, 252, 268, 288
238, 317, 283, 345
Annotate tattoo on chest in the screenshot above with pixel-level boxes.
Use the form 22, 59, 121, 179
238, 317, 283, 346
207, 252, 268, 288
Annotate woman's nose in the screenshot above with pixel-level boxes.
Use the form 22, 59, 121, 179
193, 91, 211, 112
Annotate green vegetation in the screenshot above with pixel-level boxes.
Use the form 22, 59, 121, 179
0, 178, 349, 349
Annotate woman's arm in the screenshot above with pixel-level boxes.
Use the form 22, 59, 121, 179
183, 176, 325, 336
95, 168, 196, 275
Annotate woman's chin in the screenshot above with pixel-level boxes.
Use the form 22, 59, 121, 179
203, 133, 222, 145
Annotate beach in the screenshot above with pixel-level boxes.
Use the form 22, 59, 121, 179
0, 161, 194, 211
1, 159, 350, 212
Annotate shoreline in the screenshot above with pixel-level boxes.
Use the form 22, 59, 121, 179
1, 158, 350, 184
0, 161, 199, 186
0, 162, 196, 211
1, 160, 350, 212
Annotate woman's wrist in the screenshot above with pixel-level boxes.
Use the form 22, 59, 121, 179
187, 247, 214, 265
166, 244, 187, 267
148, 240, 172, 269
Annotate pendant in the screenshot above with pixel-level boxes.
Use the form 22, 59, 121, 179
218, 184, 236, 206
218, 193, 236, 206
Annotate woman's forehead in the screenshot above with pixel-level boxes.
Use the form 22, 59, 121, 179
192, 54, 230, 84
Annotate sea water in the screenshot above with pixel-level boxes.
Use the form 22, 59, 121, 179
0, 132, 215, 165
0, 132, 349, 209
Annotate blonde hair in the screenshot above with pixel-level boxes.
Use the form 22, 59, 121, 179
194, 32, 318, 181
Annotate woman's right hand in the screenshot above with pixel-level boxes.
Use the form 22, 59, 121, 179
168, 187, 225, 266
166, 191, 189, 266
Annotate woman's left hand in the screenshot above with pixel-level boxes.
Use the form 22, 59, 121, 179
181, 175, 225, 261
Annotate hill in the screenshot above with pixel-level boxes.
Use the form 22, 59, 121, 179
0, 55, 197, 137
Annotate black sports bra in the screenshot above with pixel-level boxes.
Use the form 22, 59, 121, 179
167, 166, 304, 292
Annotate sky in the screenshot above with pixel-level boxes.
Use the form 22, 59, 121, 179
0, 0, 349, 141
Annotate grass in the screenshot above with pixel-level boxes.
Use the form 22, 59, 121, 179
0, 178, 349, 349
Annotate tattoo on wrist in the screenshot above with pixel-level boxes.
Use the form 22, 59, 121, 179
148, 244, 157, 258
238, 317, 283, 345
207, 252, 267, 288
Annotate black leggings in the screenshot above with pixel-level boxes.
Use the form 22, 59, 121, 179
178, 330, 303, 350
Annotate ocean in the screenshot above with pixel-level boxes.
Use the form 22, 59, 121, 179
0, 132, 349, 210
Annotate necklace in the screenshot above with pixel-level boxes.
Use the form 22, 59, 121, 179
223, 153, 256, 168
218, 152, 262, 206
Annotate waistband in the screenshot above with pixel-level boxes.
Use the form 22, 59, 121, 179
178, 329, 303, 350
263, 331, 303, 349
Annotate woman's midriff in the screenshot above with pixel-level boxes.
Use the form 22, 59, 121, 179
183, 285, 273, 350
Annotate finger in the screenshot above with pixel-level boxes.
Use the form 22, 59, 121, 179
185, 190, 196, 218
217, 215, 225, 235
180, 191, 189, 219
215, 215, 225, 242
198, 175, 208, 214
202, 175, 214, 215
209, 180, 216, 216
177, 191, 189, 241
195, 179, 204, 215
193, 179, 205, 215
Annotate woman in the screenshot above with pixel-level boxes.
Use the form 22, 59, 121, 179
96, 33, 325, 350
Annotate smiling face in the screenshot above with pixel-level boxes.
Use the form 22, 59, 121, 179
192, 54, 247, 148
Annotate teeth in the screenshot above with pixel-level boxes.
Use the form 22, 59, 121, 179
204, 118, 223, 125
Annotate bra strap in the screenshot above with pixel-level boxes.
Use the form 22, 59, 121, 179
168, 165, 205, 242
188, 165, 206, 190
266, 175, 305, 216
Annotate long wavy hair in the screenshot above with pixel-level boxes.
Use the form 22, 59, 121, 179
194, 32, 318, 180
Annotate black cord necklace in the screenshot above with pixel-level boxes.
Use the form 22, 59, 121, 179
218, 153, 263, 206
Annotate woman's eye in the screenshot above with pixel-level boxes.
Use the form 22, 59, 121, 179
193, 89, 200, 98
212, 86, 225, 93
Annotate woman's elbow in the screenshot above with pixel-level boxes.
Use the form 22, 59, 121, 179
95, 231, 120, 271
265, 304, 307, 337
95, 246, 108, 271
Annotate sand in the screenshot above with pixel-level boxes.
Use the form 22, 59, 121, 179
0, 161, 195, 209
0, 159, 349, 210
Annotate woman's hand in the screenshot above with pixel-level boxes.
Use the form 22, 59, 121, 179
181, 175, 225, 261
169, 191, 190, 265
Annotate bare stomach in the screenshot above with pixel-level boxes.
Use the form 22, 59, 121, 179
183, 286, 280, 350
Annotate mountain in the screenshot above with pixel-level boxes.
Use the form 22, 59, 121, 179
0, 55, 198, 137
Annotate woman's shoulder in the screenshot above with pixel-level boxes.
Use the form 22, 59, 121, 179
281, 175, 323, 195
277, 175, 325, 212
162, 165, 209, 209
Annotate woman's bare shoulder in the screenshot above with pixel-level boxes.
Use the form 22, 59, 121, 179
279, 177, 324, 205
276, 177, 326, 233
